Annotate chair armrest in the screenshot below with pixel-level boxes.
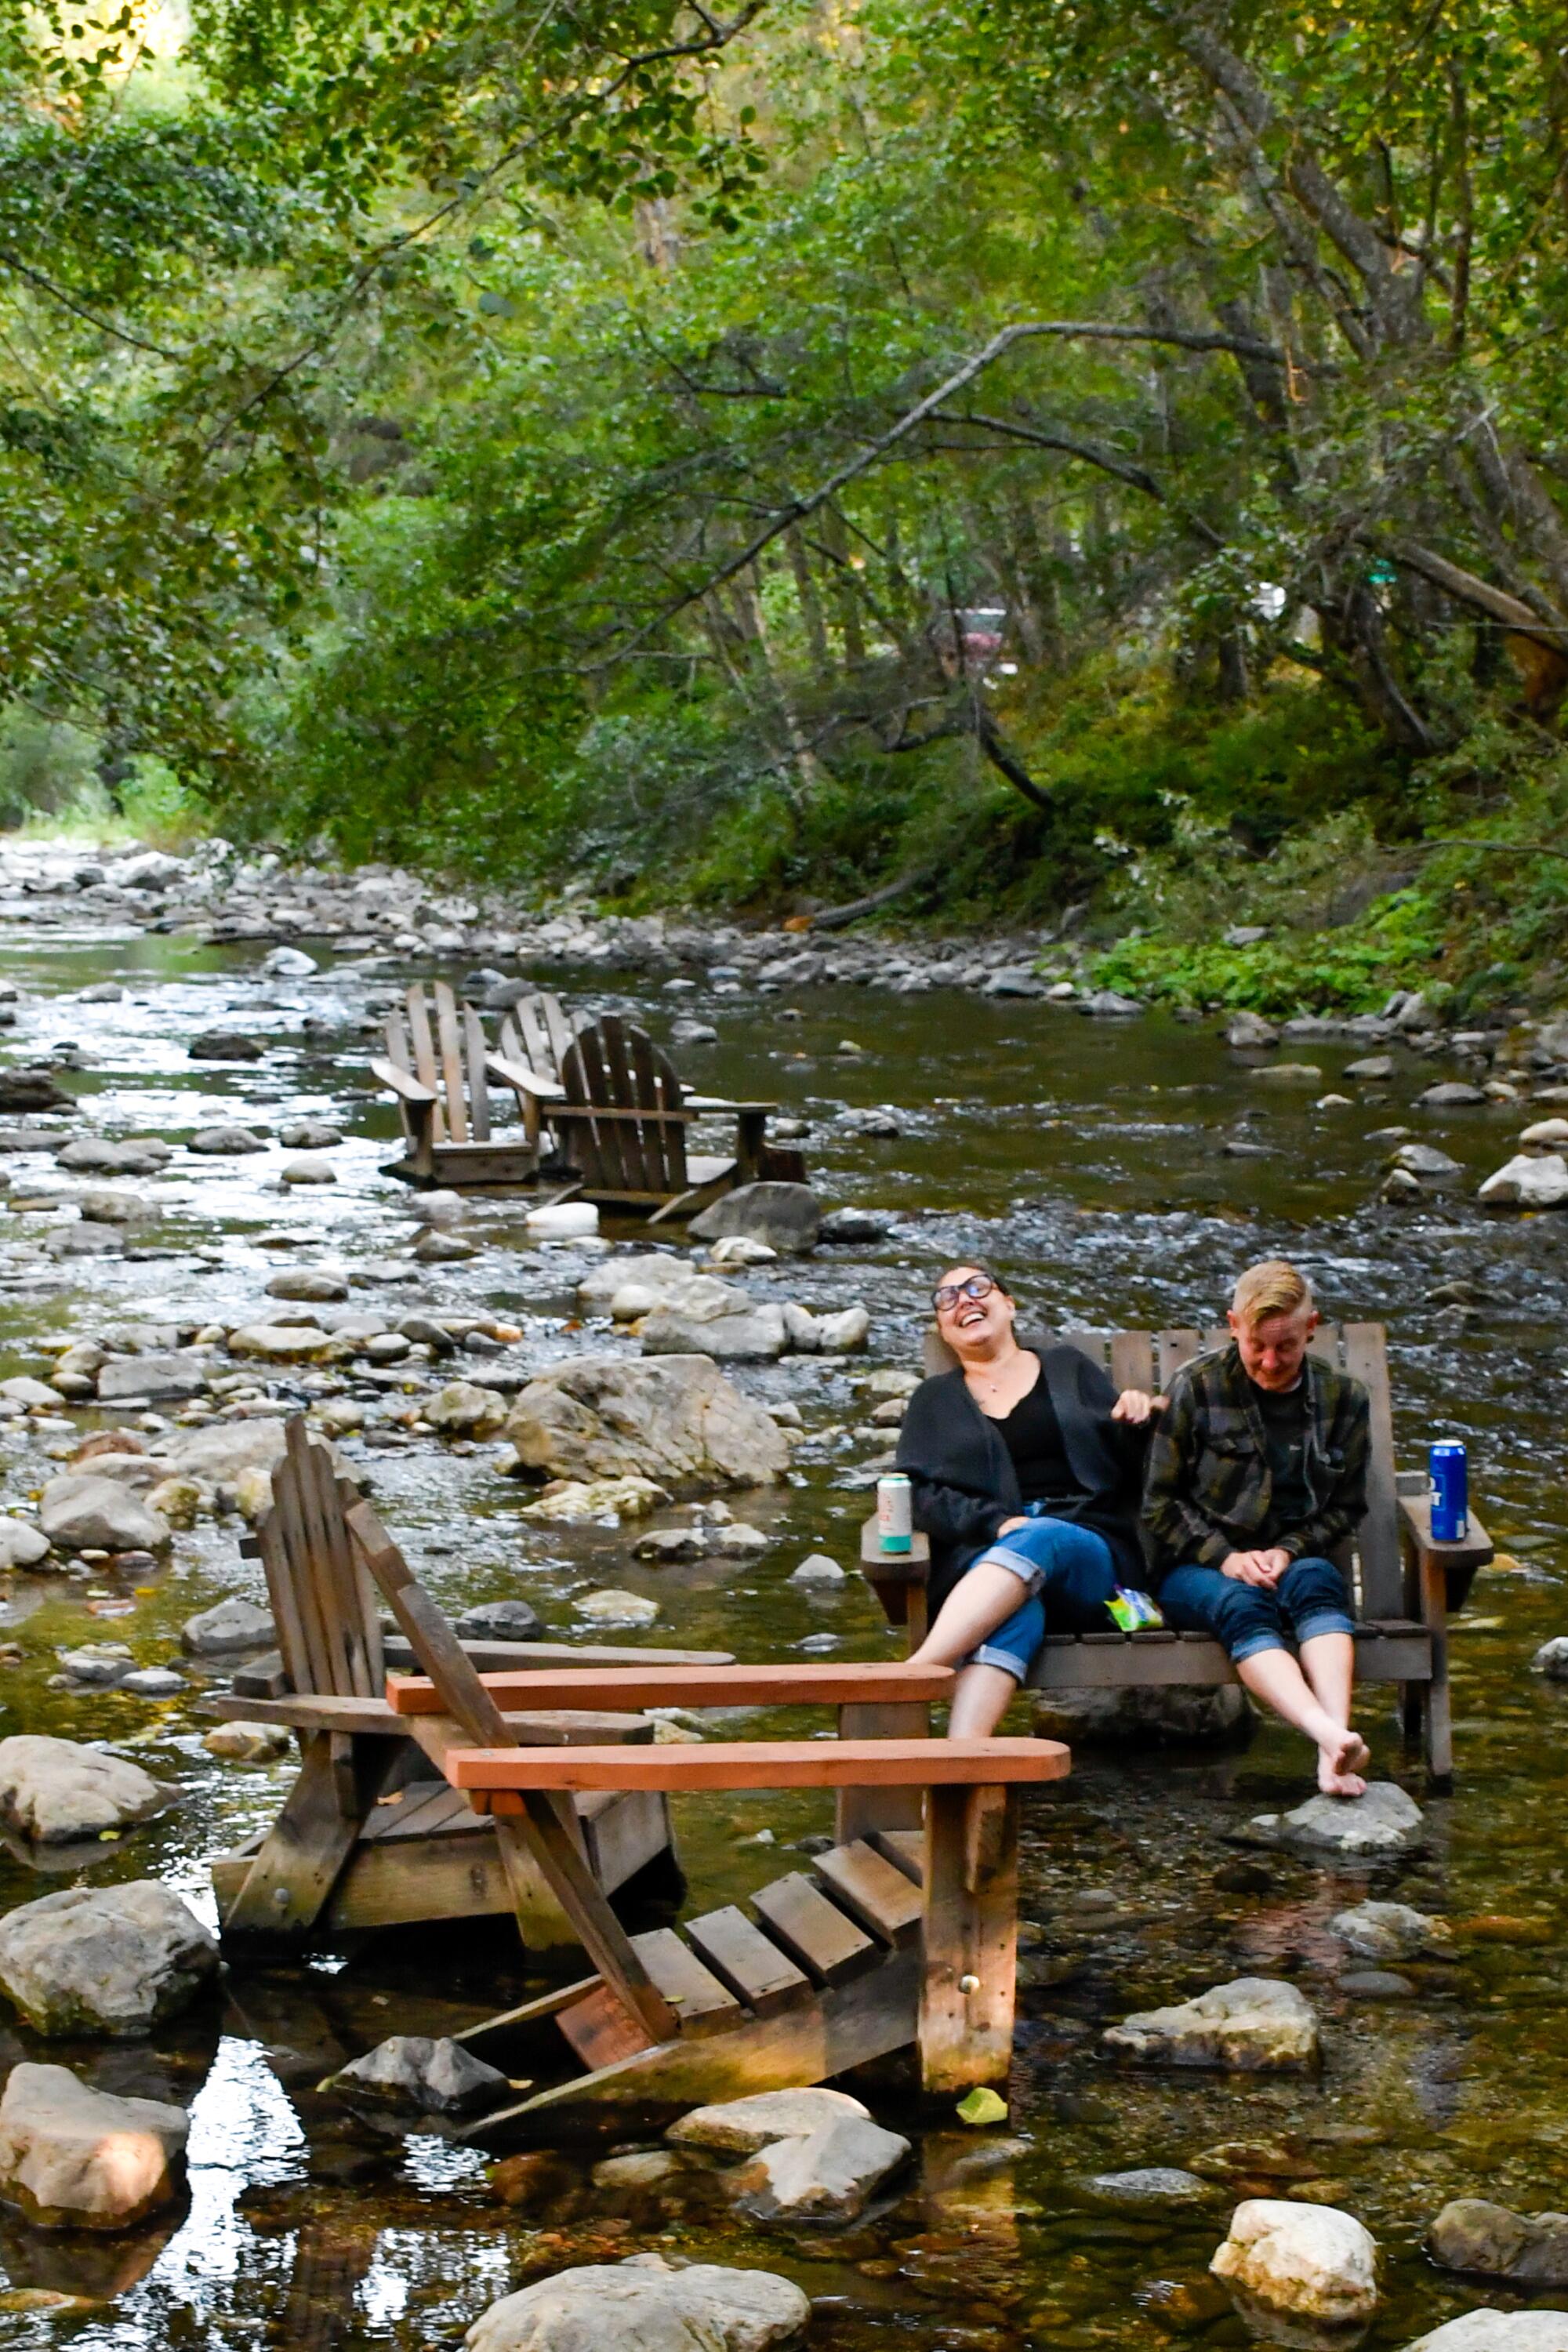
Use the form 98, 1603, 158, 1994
1397, 1493, 1494, 1617
858, 1516, 931, 1577
685, 1095, 779, 1114
485, 1053, 566, 1102
371, 1058, 437, 1106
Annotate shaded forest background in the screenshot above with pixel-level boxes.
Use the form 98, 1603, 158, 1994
2, 0, 1568, 1013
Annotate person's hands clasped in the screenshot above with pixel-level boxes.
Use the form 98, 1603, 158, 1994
1220, 1545, 1292, 1588
1111, 1388, 1167, 1425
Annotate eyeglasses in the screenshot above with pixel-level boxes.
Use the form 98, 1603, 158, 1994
932, 1274, 996, 1314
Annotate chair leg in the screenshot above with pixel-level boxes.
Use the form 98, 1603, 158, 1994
1399, 1682, 1423, 1751
918, 1784, 1018, 2096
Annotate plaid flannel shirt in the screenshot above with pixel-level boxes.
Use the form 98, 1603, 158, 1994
1143, 1340, 1370, 1577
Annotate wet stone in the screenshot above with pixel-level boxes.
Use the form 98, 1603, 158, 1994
1338, 1968, 1416, 1999
1250, 1781, 1425, 1857
187, 1124, 268, 1155
1086, 2168, 1218, 2208
332, 2034, 508, 2115
188, 1030, 265, 1062
1428, 2198, 1568, 2286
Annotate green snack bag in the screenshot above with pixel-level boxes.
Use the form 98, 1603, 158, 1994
1106, 1586, 1165, 1632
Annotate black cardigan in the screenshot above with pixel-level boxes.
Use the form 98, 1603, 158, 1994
895, 1334, 1149, 1617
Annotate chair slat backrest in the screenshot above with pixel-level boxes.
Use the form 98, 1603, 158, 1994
430, 982, 470, 1144
462, 1005, 492, 1142
256, 1421, 384, 1697
402, 986, 447, 1143
557, 1018, 689, 1196
915, 1320, 1400, 1624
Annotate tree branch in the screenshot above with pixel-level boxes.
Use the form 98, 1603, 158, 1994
0, 248, 184, 361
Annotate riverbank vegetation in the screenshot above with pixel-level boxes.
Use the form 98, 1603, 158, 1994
2, 0, 1566, 1011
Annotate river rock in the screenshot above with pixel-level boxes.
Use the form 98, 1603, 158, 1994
426, 1381, 509, 1436
1225, 1013, 1280, 1049
0, 1073, 71, 1112
0, 1519, 49, 1569
45, 1221, 122, 1258
466, 2252, 811, 2352
1103, 1977, 1319, 2071
579, 1254, 708, 1319
227, 1322, 332, 1362
1531, 1638, 1568, 1679
187, 1123, 268, 1153
333, 2034, 508, 2115
278, 1119, 343, 1149
156, 1417, 289, 1489
640, 1283, 788, 1362
1520, 1117, 1568, 1147
519, 1477, 668, 1525
412, 1230, 476, 1263
96, 1352, 207, 1404
1390, 1142, 1463, 1182
180, 1595, 277, 1656
1251, 1782, 1425, 1857
455, 1599, 546, 1643
789, 1553, 846, 1586
267, 1268, 349, 1302
204, 1721, 291, 1762
1404, 2320, 1568, 2352
1345, 1055, 1395, 1081
780, 1303, 870, 1354
56, 1138, 172, 1175
575, 1589, 659, 1626
503, 1355, 789, 1489
1478, 1152, 1568, 1208
0, 1736, 173, 1845
188, 1030, 264, 1062
1428, 2200, 1568, 2285
1329, 1901, 1448, 1962
818, 1207, 895, 1243
280, 1158, 336, 1185
1079, 989, 1143, 1017
261, 947, 318, 978
0, 1882, 218, 2036
689, 1184, 822, 1255
726, 2111, 910, 2221
1089, 2168, 1218, 2207
1211, 2199, 1378, 2323
670, 2088, 871, 2154
705, 1236, 777, 1267
1033, 1684, 1250, 1748
38, 1476, 169, 1553
0, 2063, 187, 2230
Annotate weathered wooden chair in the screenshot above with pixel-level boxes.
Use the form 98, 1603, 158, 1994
861, 1323, 1491, 1791
550, 1014, 799, 1218
372, 981, 572, 1189
207, 1419, 731, 1944
373, 1617, 1069, 2120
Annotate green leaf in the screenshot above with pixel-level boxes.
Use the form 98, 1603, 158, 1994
956, 2086, 1008, 2126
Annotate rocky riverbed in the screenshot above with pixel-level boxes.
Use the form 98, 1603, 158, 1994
0, 833, 1561, 2349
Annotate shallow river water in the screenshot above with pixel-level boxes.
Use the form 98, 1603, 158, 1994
0, 881, 1563, 2352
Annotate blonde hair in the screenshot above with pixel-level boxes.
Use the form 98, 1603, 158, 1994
1232, 1258, 1315, 1326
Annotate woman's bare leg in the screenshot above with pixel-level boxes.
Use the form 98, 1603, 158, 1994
909, 1562, 1029, 1668
1237, 1646, 1367, 1797
947, 1662, 1021, 1738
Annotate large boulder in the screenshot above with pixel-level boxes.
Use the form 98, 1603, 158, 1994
503, 1356, 789, 1490
640, 1283, 788, 1362
96, 1353, 208, 1404
1211, 2199, 1378, 2324
1103, 1977, 1319, 2071
1428, 2199, 1568, 2285
1033, 1684, 1251, 1748
0, 1882, 218, 2036
0, 2063, 187, 2230
1250, 1782, 1425, 1857
38, 1476, 169, 1554
1478, 1152, 1568, 1209
466, 2252, 811, 2352
689, 1184, 822, 1256
0, 1736, 173, 1846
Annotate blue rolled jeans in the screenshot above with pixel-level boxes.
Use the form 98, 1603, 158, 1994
1158, 1554, 1354, 1664
960, 1515, 1119, 1683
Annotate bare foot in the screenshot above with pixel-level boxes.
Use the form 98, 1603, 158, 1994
1317, 1728, 1370, 1798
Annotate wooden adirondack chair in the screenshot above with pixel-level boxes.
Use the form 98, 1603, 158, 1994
373, 1633, 1069, 2118
861, 1323, 1492, 1790
373, 981, 572, 1189
207, 1418, 733, 1943
550, 1014, 798, 1218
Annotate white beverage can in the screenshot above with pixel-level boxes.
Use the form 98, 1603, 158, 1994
877, 1473, 913, 1554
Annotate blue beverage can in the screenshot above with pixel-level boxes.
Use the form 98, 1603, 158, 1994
1429, 1442, 1468, 1542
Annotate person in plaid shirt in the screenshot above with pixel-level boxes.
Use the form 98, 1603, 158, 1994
1143, 1259, 1372, 1795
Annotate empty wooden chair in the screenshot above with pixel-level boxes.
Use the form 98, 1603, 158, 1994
373, 1633, 1069, 2118
373, 981, 569, 1189
550, 1015, 737, 1218
207, 1419, 731, 1944
861, 1323, 1491, 1789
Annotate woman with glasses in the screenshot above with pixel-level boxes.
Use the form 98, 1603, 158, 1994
900, 1264, 1162, 1735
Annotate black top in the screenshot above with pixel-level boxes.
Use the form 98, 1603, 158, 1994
998, 1370, 1075, 1506
896, 1335, 1151, 1613
1250, 1376, 1312, 1541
